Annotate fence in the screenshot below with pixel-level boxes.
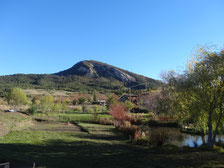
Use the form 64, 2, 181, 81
0, 163, 9, 168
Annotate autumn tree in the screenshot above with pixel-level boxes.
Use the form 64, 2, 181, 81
39, 95, 54, 113
109, 103, 130, 127
7, 88, 29, 106
165, 47, 224, 147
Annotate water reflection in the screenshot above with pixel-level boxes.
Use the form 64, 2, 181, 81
144, 126, 224, 147
182, 134, 224, 147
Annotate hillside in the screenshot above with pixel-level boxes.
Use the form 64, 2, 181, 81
56, 60, 161, 87
0, 60, 162, 95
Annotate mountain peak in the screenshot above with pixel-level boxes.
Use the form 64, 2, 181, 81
55, 60, 161, 89
56, 60, 136, 82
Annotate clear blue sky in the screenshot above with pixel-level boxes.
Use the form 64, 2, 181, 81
1, 0, 224, 79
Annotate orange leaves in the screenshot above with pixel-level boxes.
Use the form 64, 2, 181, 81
109, 103, 131, 124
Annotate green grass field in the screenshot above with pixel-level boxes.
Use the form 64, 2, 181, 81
0, 112, 224, 168
57, 113, 112, 122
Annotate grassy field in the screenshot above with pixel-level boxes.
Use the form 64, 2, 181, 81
57, 113, 112, 122
0, 112, 224, 168
0, 111, 32, 135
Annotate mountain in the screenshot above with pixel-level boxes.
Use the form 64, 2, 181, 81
55, 60, 160, 87
0, 60, 162, 95
56, 60, 137, 82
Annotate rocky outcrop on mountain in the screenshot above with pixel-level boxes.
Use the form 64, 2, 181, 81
55, 60, 155, 84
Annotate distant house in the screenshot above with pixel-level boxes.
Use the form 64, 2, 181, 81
93, 100, 107, 106
119, 94, 139, 105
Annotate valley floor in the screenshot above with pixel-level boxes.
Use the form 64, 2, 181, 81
0, 112, 224, 168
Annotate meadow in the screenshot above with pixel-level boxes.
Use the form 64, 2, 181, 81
0, 111, 224, 168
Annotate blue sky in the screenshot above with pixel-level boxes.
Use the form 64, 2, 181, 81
0, 0, 224, 79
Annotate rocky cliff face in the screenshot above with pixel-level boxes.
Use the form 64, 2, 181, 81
56, 60, 138, 83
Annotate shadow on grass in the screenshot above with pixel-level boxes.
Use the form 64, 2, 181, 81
0, 139, 224, 168
0, 141, 146, 168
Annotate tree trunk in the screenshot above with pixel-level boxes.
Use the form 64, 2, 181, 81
201, 134, 206, 145
213, 104, 223, 143
207, 110, 214, 147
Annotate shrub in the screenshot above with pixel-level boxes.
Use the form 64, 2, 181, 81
93, 105, 100, 113
92, 90, 97, 102
157, 116, 172, 122
147, 128, 182, 147
27, 103, 39, 115
134, 129, 147, 144
39, 95, 54, 113
130, 114, 144, 125
0, 98, 7, 105
7, 88, 29, 106
93, 105, 100, 121
214, 145, 224, 152
119, 121, 139, 140
74, 106, 82, 112
32, 97, 40, 105
93, 113, 99, 122
78, 97, 86, 104
106, 94, 118, 110
82, 105, 87, 113
124, 100, 134, 111
72, 99, 77, 105
52, 103, 62, 113
99, 118, 114, 125
109, 103, 131, 127
61, 101, 68, 113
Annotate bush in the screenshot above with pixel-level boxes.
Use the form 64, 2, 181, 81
99, 118, 114, 125
92, 105, 100, 121
130, 114, 144, 125
119, 121, 139, 140
52, 103, 62, 113
157, 116, 172, 122
7, 88, 29, 106
124, 100, 134, 111
106, 94, 118, 110
27, 104, 39, 115
74, 106, 82, 112
0, 98, 7, 105
78, 97, 86, 104
133, 129, 148, 144
61, 101, 68, 113
93, 112, 99, 122
82, 105, 87, 113
72, 99, 77, 105
39, 95, 54, 113
109, 103, 131, 127
147, 128, 182, 147
214, 145, 224, 152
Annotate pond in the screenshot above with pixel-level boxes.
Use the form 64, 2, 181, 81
182, 134, 224, 147
142, 126, 224, 147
